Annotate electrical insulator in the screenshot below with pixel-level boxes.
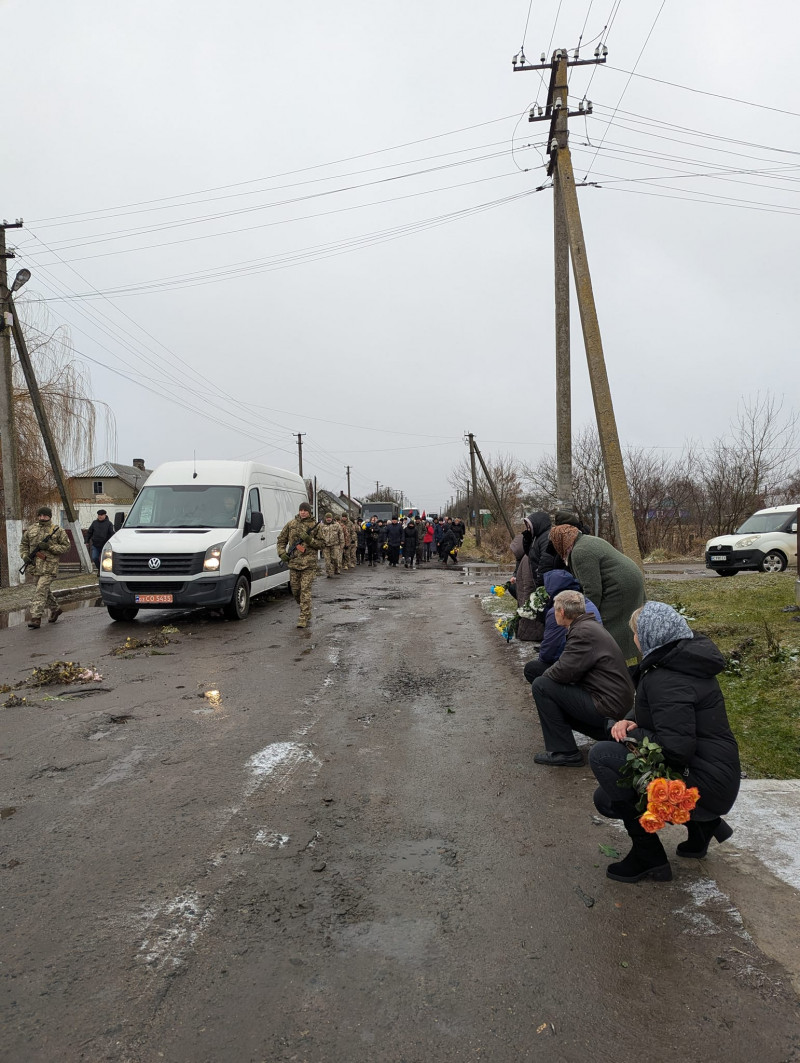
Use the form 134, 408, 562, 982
594, 45, 600, 57
540, 52, 546, 63
550, 138, 558, 152
555, 96, 563, 109
602, 45, 608, 57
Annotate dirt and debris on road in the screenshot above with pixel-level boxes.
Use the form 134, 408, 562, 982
1, 564, 798, 1063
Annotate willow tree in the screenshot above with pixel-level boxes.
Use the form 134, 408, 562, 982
9, 295, 115, 519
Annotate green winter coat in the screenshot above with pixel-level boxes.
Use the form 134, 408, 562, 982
19, 520, 71, 578
567, 534, 646, 661
277, 515, 324, 571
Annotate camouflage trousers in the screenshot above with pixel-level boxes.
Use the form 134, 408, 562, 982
348, 542, 357, 568
31, 574, 58, 619
321, 546, 342, 576
289, 567, 316, 625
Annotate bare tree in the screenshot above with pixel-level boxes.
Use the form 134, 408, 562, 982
7, 296, 115, 519
448, 451, 523, 524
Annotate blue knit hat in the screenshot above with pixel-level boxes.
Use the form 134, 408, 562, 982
636, 601, 693, 657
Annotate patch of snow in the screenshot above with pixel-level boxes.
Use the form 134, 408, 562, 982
139, 890, 213, 970
245, 741, 319, 793
255, 829, 290, 848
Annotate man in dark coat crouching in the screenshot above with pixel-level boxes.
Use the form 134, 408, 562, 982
531, 589, 634, 766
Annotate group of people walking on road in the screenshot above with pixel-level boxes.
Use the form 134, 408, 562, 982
507, 509, 741, 886
277, 506, 468, 628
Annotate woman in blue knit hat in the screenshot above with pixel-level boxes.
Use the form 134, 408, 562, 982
588, 601, 740, 884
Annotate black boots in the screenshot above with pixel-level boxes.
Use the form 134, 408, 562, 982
606, 806, 672, 883
607, 835, 673, 883
676, 818, 733, 859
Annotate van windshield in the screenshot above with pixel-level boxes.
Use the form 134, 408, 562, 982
125, 485, 243, 529
735, 512, 793, 535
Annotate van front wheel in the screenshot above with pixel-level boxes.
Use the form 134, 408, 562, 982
224, 574, 250, 620
107, 606, 139, 621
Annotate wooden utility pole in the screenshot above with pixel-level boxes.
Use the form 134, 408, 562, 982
0, 222, 24, 587
471, 436, 514, 538
467, 432, 481, 546
296, 433, 304, 477
346, 465, 352, 516
515, 46, 642, 567
8, 294, 93, 573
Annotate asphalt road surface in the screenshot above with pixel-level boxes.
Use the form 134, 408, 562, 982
1, 563, 798, 1063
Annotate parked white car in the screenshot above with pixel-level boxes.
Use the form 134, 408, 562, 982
704, 504, 799, 576
99, 460, 309, 620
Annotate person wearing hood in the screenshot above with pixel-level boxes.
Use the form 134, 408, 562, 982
589, 602, 740, 884
523, 511, 553, 588
523, 569, 602, 681
550, 524, 645, 661
508, 533, 544, 641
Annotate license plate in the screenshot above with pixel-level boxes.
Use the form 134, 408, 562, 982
135, 593, 174, 604
710, 555, 727, 562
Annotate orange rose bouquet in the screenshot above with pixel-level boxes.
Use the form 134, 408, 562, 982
617, 736, 700, 833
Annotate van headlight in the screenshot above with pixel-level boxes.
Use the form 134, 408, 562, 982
101, 545, 114, 572
203, 542, 225, 571
735, 536, 759, 548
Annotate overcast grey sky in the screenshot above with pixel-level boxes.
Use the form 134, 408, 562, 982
5, 0, 799, 511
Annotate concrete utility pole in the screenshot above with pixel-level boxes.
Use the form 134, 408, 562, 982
8, 293, 93, 573
471, 436, 514, 538
0, 221, 24, 587
551, 56, 572, 510
296, 433, 304, 477
514, 46, 642, 567
346, 465, 352, 516
467, 432, 481, 546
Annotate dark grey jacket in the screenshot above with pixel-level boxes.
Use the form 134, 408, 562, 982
543, 612, 635, 719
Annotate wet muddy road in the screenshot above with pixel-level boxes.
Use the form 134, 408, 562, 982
1, 564, 798, 1062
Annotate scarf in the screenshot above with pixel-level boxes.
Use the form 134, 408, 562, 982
637, 601, 694, 657
550, 524, 580, 561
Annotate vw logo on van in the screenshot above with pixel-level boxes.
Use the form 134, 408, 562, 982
148, 557, 161, 570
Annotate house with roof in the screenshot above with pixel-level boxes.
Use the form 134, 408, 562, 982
47, 458, 153, 528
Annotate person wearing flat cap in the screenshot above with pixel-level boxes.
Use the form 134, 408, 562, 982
20, 507, 71, 629
84, 509, 115, 570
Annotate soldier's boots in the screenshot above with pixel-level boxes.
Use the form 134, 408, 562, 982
27, 617, 41, 629
49, 608, 63, 624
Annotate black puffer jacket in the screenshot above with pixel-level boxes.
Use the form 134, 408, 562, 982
525, 511, 552, 586
385, 522, 403, 547
627, 634, 740, 816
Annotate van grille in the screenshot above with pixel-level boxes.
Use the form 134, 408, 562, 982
123, 582, 186, 593
706, 545, 732, 554
114, 552, 205, 575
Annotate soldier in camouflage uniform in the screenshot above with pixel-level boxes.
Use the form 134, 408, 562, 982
20, 506, 71, 629
277, 501, 324, 628
347, 515, 358, 569
317, 511, 345, 577
338, 515, 352, 571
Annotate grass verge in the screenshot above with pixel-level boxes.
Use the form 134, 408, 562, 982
646, 573, 800, 779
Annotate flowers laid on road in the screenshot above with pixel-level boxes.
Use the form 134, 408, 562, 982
494, 615, 518, 642
490, 584, 506, 596
517, 585, 549, 620
617, 735, 700, 832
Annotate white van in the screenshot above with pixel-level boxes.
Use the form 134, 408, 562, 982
704, 504, 799, 576
98, 460, 309, 620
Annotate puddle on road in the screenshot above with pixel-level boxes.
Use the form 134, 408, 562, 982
0, 596, 102, 631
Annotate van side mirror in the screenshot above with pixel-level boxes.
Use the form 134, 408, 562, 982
248, 511, 264, 533
791, 522, 798, 534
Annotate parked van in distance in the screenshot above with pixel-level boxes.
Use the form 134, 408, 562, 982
99, 460, 309, 620
704, 504, 799, 576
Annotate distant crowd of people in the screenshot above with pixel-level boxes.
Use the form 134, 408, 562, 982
506, 509, 741, 886
278, 507, 468, 627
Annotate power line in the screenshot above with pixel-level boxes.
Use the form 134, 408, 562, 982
28, 112, 524, 226
583, 0, 667, 180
